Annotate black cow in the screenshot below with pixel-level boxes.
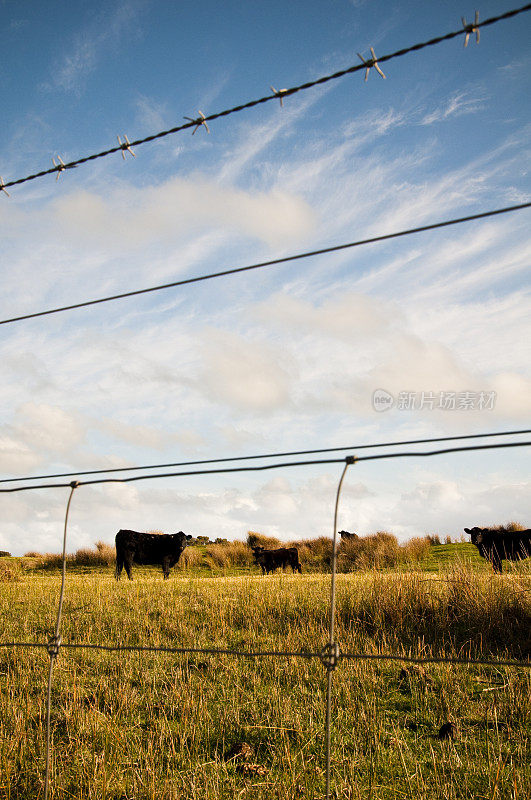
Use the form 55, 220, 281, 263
252, 545, 302, 574
339, 530, 359, 541
115, 529, 192, 580
464, 527, 531, 573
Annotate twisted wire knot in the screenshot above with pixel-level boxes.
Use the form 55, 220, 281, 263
47, 635, 62, 658
320, 642, 340, 670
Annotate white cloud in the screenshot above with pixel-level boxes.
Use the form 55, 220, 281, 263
3, 175, 316, 252
197, 329, 294, 412
256, 291, 400, 340
8, 402, 85, 456
421, 91, 486, 125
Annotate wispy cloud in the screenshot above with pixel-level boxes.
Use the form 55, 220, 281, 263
421, 90, 486, 125
49, 2, 144, 93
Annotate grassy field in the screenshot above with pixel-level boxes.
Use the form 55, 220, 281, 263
0, 553, 530, 799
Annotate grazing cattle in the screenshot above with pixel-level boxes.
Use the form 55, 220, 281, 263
338, 530, 359, 541
463, 527, 531, 573
115, 529, 192, 580
252, 545, 302, 575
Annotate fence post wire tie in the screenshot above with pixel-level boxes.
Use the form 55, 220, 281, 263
46, 635, 62, 659
320, 642, 341, 671
117, 134, 136, 159
183, 110, 210, 134
357, 47, 386, 81
462, 11, 480, 46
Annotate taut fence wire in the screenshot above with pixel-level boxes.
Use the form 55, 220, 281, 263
1, 3, 530, 194
2, 200, 530, 326
1, 438, 529, 493
2, 437, 530, 799
2, 426, 529, 486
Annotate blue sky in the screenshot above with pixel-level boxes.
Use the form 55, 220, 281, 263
1, 0, 530, 555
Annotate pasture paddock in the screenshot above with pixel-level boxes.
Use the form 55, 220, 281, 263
0, 569, 530, 799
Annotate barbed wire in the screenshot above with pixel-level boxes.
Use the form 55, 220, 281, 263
2, 439, 528, 493
2, 4, 530, 194
1, 201, 530, 327
2, 427, 529, 485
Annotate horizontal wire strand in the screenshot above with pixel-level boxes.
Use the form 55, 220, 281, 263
1, 439, 529, 492
1, 201, 530, 326
2, 4, 530, 192
1, 640, 529, 669
2, 427, 529, 485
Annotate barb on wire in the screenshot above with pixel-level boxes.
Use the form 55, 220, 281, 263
357, 47, 386, 80
1, 200, 529, 327
463, 10, 480, 45
117, 134, 136, 159
270, 85, 287, 106
1, 4, 530, 192
0, 177, 9, 197
183, 110, 210, 134
52, 156, 66, 180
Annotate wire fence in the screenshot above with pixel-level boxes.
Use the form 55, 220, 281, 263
2, 5, 531, 795
1, 426, 530, 485
1, 3, 530, 194
2, 200, 530, 326
2, 437, 530, 799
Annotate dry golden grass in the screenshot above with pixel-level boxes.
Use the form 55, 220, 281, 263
0, 567, 530, 798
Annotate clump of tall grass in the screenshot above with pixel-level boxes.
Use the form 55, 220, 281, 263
204, 541, 254, 571
73, 540, 115, 566
246, 531, 282, 549
176, 545, 204, 571
335, 567, 531, 658
495, 520, 527, 531
24, 541, 116, 570
336, 531, 431, 572
338, 530, 399, 570
0, 559, 22, 582
291, 536, 333, 571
